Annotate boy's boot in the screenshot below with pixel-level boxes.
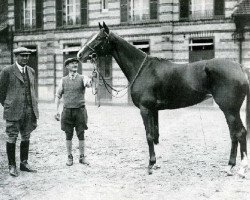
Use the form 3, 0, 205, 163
6, 142, 18, 177
20, 140, 37, 172
66, 140, 73, 166
79, 140, 89, 165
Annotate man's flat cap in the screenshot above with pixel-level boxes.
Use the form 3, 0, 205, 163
13, 47, 33, 55
65, 57, 79, 66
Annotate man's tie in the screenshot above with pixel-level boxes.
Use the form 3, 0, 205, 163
21, 67, 24, 75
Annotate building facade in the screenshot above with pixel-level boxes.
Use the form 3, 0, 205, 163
0, 0, 249, 105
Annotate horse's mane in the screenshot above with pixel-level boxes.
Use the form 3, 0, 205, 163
110, 32, 146, 55
110, 32, 171, 63
152, 57, 171, 62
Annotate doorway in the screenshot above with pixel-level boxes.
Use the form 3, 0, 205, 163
97, 55, 112, 103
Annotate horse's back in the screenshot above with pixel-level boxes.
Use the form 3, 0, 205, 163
138, 58, 211, 109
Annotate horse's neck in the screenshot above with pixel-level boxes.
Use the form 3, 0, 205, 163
109, 33, 146, 82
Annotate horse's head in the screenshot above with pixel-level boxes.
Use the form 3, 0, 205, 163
77, 22, 111, 62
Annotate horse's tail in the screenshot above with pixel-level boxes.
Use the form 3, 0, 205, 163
245, 70, 250, 139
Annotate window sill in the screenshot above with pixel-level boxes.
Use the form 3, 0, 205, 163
102, 9, 109, 13
121, 19, 159, 25
180, 15, 225, 22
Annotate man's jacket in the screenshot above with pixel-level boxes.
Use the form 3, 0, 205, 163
0, 64, 39, 121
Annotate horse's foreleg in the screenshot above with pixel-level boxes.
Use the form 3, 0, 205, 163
153, 110, 159, 144
140, 106, 156, 174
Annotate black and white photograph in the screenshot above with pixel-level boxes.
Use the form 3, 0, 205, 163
0, 0, 250, 199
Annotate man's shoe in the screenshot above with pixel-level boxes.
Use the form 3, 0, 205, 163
9, 165, 18, 177
20, 161, 37, 173
79, 155, 89, 165
66, 154, 73, 166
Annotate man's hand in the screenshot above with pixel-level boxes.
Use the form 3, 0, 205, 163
54, 113, 60, 121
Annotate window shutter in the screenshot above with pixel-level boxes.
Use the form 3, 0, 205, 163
179, 0, 189, 20
120, 0, 128, 22
56, 0, 63, 27
14, 0, 22, 30
36, 0, 43, 29
214, 0, 224, 16
81, 0, 88, 25
150, 0, 158, 20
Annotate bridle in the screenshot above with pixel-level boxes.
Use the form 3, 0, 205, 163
82, 31, 148, 98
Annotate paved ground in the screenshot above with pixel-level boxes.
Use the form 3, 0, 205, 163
0, 103, 250, 200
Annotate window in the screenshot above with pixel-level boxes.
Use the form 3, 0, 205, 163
121, 0, 158, 23
133, 41, 150, 54
189, 0, 213, 20
14, 0, 43, 30
179, 0, 224, 20
189, 38, 214, 62
63, 0, 81, 25
130, 0, 150, 21
23, 0, 36, 29
56, 0, 88, 27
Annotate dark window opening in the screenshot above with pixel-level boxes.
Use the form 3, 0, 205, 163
189, 38, 214, 51
189, 38, 214, 63
133, 41, 150, 54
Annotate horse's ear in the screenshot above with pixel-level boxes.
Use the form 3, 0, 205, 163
103, 22, 109, 34
99, 22, 103, 29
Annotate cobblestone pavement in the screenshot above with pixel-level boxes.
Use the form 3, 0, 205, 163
0, 103, 250, 200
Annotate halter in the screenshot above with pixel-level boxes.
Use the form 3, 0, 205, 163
86, 30, 110, 58
84, 31, 148, 98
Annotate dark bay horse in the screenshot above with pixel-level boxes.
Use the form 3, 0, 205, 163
77, 22, 249, 176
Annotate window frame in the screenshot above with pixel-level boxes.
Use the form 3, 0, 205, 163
120, 0, 158, 23
64, 0, 81, 26
179, 0, 225, 21
56, 0, 88, 28
23, 0, 36, 29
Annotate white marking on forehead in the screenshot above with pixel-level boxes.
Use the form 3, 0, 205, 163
85, 33, 99, 46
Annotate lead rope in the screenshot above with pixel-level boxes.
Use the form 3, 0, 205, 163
90, 54, 148, 98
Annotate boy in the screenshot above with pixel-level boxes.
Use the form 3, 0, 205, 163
55, 57, 93, 166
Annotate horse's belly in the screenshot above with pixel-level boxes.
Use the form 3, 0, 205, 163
156, 93, 210, 110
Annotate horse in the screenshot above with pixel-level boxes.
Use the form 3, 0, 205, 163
77, 22, 249, 176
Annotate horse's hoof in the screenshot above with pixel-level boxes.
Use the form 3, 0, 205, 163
224, 166, 234, 176
153, 138, 159, 145
148, 168, 153, 175
148, 165, 153, 175
238, 167, 247, 178
238, 169, 246, 178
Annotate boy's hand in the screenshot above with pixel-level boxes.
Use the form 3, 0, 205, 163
55, 113, 60, 121
92, 71, 98, 79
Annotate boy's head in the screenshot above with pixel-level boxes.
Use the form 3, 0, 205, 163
65, 57, 79, 73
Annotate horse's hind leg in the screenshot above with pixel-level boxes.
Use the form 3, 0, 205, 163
223, 110, 248, 177
140, 106, 156, 174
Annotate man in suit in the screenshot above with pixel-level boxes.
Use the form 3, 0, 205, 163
0, 47, 39, 177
